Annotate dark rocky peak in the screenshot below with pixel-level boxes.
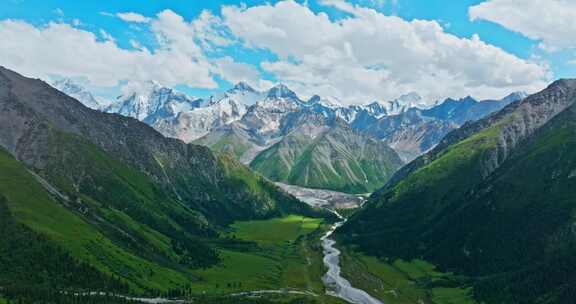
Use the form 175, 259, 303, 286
305, 95, 321, 105
266, 83, 298, 100
230, 81, 256, 93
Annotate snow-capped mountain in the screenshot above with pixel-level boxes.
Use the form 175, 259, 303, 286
157, 97, 248, 143
364, 93, 526, 161
223, 81, 264, 106
385, 92, 427, 115
58, 79, 527, 166
105, 81, 200, 123
152, 82, 302, 142
239, 84, 304, 139
51, 78, 105, 110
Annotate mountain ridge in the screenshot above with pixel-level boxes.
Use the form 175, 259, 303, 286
249, 112, 403, 193
0, 66, 323, 293
338, 78, 576, 303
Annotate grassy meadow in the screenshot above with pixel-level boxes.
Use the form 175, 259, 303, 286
189, 215, 345, 303
339, 247, 477, 304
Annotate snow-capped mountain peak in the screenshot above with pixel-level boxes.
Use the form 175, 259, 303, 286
52, 78, 103, 110
229, 81, 256, 93
221, 83, 263, 107
382, 92, 427, 115
266, 84, 298, 100
107, 81, 197, 122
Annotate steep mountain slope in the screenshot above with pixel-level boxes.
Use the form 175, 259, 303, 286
0, 146, 187, 292
65, 77, 520, 168
250, 113, 403, 193
338, 80, 576, 303
362, 94, 523, 161
0, 67, 320, 292
194, 122, 261, 161
361, 108, 458, 162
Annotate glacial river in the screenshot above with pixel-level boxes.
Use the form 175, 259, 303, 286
321, 212, 384, 304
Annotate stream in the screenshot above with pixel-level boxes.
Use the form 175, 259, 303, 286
321, 212, 384, 304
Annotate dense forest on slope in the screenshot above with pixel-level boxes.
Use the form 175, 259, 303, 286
338, 80, 576, 303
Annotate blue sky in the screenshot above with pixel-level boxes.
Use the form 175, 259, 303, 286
1, 0, 574, 104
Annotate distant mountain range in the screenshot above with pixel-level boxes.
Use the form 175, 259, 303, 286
52, 78, 108, 110
339, 79, 576, 303
0, 67, 322, 292
53, 78, 526, 193
248, 113, 403, 193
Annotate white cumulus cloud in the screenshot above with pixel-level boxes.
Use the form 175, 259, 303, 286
0, 19, 215, 88
221, 0, 549, 104
0, 10, 261, 92
469, 0, 576, 52
0, 1, 554, 105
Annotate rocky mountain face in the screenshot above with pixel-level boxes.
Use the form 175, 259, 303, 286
0, 67, 321, 291
57, 78, 523, 193
362, 93, 524, 161
250, 112, 403, 193
338, 79, 576, 303
105, 81, 202, 123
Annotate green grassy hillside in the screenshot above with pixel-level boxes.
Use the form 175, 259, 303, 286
0, 67, 328, 299
194, 125, 256, 160
0, 139, 331, 301
250, 122, 403, 193
0, 147, 193, 292
339, 82, 576, 303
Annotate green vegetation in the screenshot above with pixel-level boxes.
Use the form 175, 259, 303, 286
194, 126, 256, 160
189, 215, 343, 303
0, 67, 336, 302
1, 290, 143, 304
340, 92, 576, 303
0, 147, 194, 292
250, 123, 403, 194
0, 148, 334, 300
0, 140, 329, 298
196, 294, 342, 304
190, 215, 321, 293
339, 247, 476, 304
206, 133, 253, 160
230, 215, 321, 244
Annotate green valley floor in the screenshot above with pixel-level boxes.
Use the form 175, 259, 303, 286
188, 215, 346, 303
339, 247, 477, 304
